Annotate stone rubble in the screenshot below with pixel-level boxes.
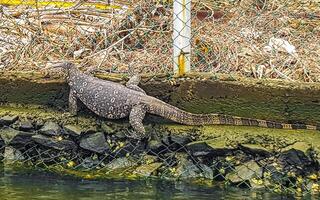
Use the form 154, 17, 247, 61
0, 115, 319, 194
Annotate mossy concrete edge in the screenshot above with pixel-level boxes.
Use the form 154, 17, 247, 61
0, 71, 319, 124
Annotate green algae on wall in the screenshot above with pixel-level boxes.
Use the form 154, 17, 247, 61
1, 71, 320, 124
166, 79, 320, 124
0, 72, 68, 107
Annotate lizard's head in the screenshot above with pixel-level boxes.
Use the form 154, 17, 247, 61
49, 61, 76, 80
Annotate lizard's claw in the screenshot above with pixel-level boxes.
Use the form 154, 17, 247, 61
125, 129, 146, 140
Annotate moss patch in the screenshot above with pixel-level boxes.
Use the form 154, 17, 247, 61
1, 71, 320, 124
162, 124, 320, 152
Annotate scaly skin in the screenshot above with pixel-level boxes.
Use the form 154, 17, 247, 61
56, 62, 319, 138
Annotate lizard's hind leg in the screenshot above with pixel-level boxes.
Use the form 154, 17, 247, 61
126, 75, 146, 94
129, 104, 147, 139
126, 75, 141, 86
69, 90, 78, 116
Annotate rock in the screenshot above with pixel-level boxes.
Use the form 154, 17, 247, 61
0, 127, 35, 145
134, 162, 163, 177
175, 157, 201, 179
1, 127, 21, 144
279, 149, 312, 169
199, 163, 214, 179
186, 141, 214, 156
32, 135, 76, 151
101, 122, 116, 134
39, 121, 62, 136
113, 140, 146, 157
81, 157, 100, 169
106, 157, 136, 170
0, 115, 19, 126
282, 142, 311, 155
264, 164, 287, 185
162, 153, 178, 167
79, 132, 109, 154
17, 119, 34, 131
187, 139, 234, 156
34, 119, 44, 130
170, 135, 192, 146
148, 140, 166, 154
0, 137, 4, 148
4, 146, 25, 161
226, 161, 263, 184
240, 143, 271, 157
84, 126, 99, 135
64, 124, 83, 137
0, 138, 4, 160
113, 131, 127, 139
142, 155, 158, 164
162, 134, 192, 150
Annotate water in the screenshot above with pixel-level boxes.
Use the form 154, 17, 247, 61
0, 169, 295, 200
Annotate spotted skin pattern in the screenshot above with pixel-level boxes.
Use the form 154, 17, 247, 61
59, 63, 319, 139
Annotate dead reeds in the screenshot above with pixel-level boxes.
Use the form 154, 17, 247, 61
0, 0, 319, 82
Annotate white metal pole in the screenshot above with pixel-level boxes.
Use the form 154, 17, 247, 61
173, 0, 191, 75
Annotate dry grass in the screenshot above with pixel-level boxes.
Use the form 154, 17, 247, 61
0, 0, 319, 82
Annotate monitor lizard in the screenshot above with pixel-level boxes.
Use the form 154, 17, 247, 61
53, 62, 319, 139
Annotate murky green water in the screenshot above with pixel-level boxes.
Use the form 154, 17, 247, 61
0, 169, 298, 200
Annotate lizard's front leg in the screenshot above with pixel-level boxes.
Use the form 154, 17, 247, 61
126, 75, 140, 86
126, 75, 146, 94
69, 89, 78, 116
129, 104, 146, 138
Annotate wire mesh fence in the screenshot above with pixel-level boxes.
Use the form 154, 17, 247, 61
0, 0, 319, 80
0, 0, 320, 197
0, 114, 320, 197
190, 0, 320, 82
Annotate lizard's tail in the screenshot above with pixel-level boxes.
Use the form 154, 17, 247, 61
145, 97, 319, 131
